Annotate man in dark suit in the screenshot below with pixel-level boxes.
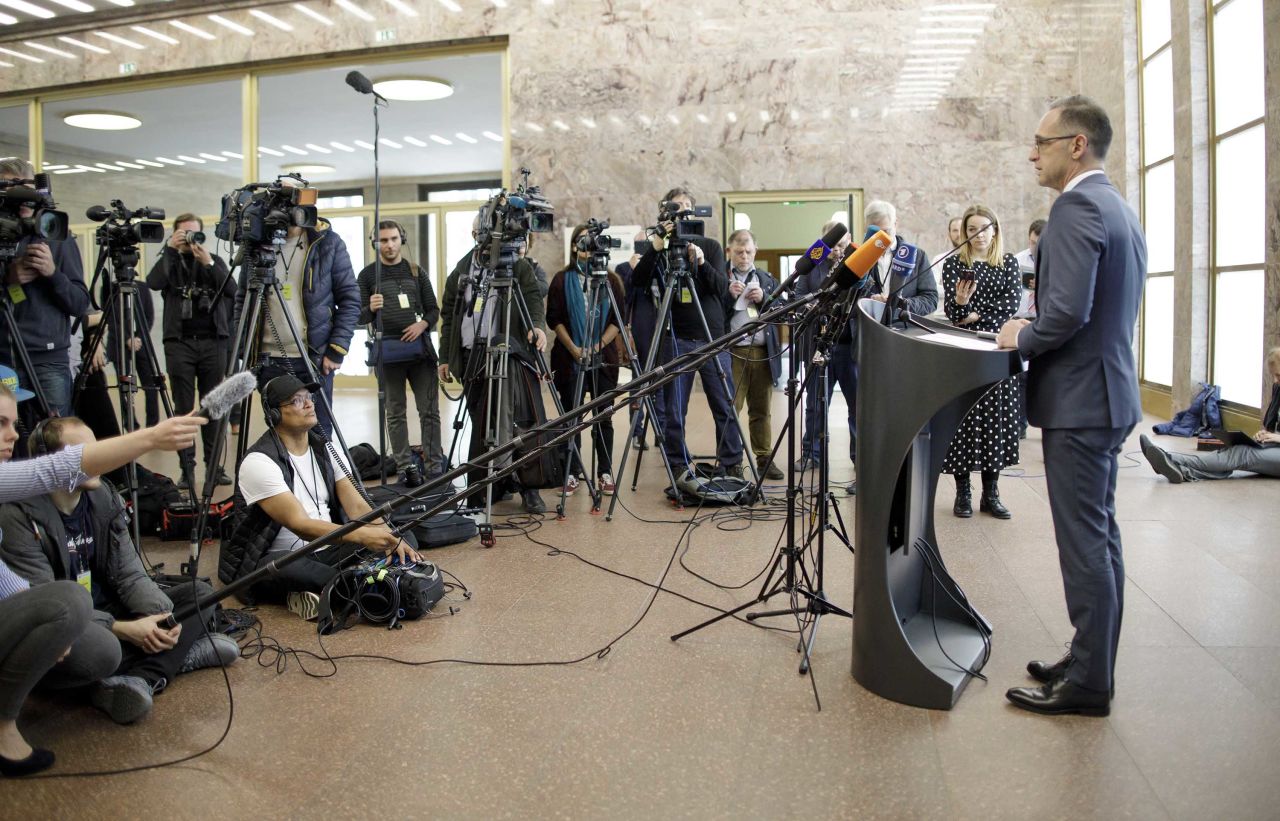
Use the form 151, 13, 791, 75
997, 96, 1147, 717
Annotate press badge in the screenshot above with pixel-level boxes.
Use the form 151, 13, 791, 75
473, 296, 485, 314
76, 569, 91, 594
398, 293, 410, 309
747, 306, 759, 319
282, 283, 294, 301
680, 287, 693, 304
7, 285, 24, 304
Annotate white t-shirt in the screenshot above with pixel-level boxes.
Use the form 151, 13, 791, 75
239, 445, 350, 554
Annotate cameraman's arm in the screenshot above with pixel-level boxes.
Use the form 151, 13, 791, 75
145, 248, 172, 291
43, 237, 92, 318
356, 266, 375, 327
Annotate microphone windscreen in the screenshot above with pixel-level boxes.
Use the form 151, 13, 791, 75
197, 371, 258, 420
345, 70, 374, 94
85, 204, 111, 222
863, 224, 881, 241
832, 230, 892, 289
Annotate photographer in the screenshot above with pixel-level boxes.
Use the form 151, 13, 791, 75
0, 159, 90, 425
358, 220, 443, 487
147, 214, 235, 487
630, 187, 742, 478
438, 213, 549, 514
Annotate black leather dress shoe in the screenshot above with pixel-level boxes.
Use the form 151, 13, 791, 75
1027, 652, 1074, 683
1006, 677, 1110, 717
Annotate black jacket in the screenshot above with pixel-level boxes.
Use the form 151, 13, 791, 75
146, 246, 235, 341
437, 249, 546, 380
630, 235, 727, 340
1, 236, 91, 365
721, 266, 782, 383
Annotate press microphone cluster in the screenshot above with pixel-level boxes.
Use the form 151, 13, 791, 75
762, 222, 849, 309
819, 229, 893, 291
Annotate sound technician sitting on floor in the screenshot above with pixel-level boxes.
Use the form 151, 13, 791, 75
219, 375, 419, 620
0, 417, 240, 726
1140, 347, 1280, 482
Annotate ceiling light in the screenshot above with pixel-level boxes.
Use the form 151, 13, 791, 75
384, 0, 418, 15
914, 38, 977, 45
918, 26, 984, 34
920, 14, 989, 23
371, 78, 453, 101
354, 140, 375, 150
491, 0, 507, 7
221, 150, 243, 159
208, 15, 254, 36
293, 4, 332, 25
328, 141, 355, 152
0, 47, 43, 63
170, 20, 216, 40
0, 2, 55, 20
198, 153, 228, 162
24, 42, 75, 59
436, 0, 461, 11
75, 165, 106, 173
176, 154, 206, 164
134, 159, 164, 167
665, 113, 680, 125
789, 110, 800, 122
576, 117, 597, 129
334, 0, 373, 22
116, 161, 144, 169
403, 136, 428, 147
93, 31, 144, 49
524, 122, 544, 133
455, 131, 479, 142
154, 157, 185, 166
428, 134, 452, 145
481, 131, 503, 142
95, 163, 125, 171
257, 146, 285, 156
303, 143, 331, 154
695, 113, 709, 124
53, 168, 89, 175
281, 163, 335, 175
249, 9, 293, 31
105, 0, 135, 5
41, 164, 69, 170
64, 112, 141, 130
607, 115, 623, 126
758, 110, 770, 122
726, 111, 738, 123
378, 138, 402, 148
49, 0, 94, 9
921, 49, 974, 55
0, 12, 14, 24
923, 3, 996, 10
280, 145, 308, 155
130, 26, 179, 45
57, 36, 109, 54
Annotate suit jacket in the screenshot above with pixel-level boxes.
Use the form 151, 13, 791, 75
1017, 174, 1146, 429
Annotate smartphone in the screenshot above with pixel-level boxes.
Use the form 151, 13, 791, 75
958, 267, 976, 283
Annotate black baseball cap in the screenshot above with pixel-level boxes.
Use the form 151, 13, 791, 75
261, 374, 320, 409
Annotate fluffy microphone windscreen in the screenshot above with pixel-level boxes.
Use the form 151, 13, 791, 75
197, 372, 258, 420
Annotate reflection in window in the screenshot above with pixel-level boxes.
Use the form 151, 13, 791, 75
1213, 270, 1264, 407
1142, 276, 1174, 387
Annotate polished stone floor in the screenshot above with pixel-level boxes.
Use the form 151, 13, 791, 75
8, 385, 1280, 820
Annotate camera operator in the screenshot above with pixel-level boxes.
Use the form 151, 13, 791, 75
0, 159, 91, 427
358, 220, 443, 487
630, 187, 743, 478
438, 213, 549, 514
147, 214, 235, 487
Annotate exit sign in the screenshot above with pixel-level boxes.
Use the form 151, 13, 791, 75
375, 28, 396, 42
119, 62, 137, 75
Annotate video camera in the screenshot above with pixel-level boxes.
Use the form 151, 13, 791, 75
656, 200, 712, 242
474, 167, 555, 273
215, 174, 318, 246
86, 200, 165, 248
575, 218, 621, 271
0, 175, 69, 258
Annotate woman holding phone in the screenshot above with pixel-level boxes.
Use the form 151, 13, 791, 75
941, 204, 1023, 518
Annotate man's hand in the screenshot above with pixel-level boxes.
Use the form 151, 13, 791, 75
628, 253, 641, 269
1254, 430, 1280, 445
954, 278, 977, 306
687, 244, 705, 268
24, 242, 55, 278
401, 320, 428, 343
870, 294, 888, 304
168, 231, 185, 251
745, 284, 764, 305
528, 327, 547, 352
438, 363, 451, 382
355, 522, 399, 551
88, 344, 106, 373
389, 537, 423, 565
148, 414, 208, 452
191, 243, 212, 267
7, 259, 37, 286
369, 293, 384, 312
728, 280, 745, 298
113, 614, 181, 653
130, 336, 143, 352
322, 356, 340, 375
997, 318, 1030, 350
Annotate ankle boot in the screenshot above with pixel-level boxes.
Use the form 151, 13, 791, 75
953, 474, 973, 518
980, 471, 1011, 519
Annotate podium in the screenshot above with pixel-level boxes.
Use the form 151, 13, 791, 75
851, 299, 1023, 709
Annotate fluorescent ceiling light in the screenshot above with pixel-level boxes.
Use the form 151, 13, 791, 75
64, 111, 142, 130
789, 110, 800, 122
0, 47, 43, 63
328, 141, 355, 152
75, 165, 107, 173
130, 26, 179, 45
57, 36, 109, 54
48, 0, 92, 7
378, 138, 402, 148
491, 0, 507, 7
695, 113, 709, 124
0, 2, 55, 20
105, 0, 135, 5
920, 14, 989, 23
726, 111, 737, 123
92, 31, 144, 49
176, 155, 206, 164
208, 15, 254, 36
134, 159, 165, 167
665, 113, 680, 125
0, 13, 15, 25
115, 161, 144, 169
23, 42, 75, 59
303, 143, 331, 154
758, 110, 770, 122
524, 122, 544, 133
455, 131, 480, 142
281, 163, 335, 174
280, 145, 308, 155
371, 78, 453, 101
154, 157, 185, 166
914, 38, 977, 45
334, 0, 373, 22
95, 163, 125, 171
384, 0, 418, 15
402, 136, 427, 147
257, 146, 285, 156
428, 134, 452, 145
53, 168, 89, 175
353, 140, 375, 150
436, 0, 461, 11
293, 3, 332, 25
170, 21, 216, 40
918, 26, 984, 34
41, 164, 69, 170
249, 9, 293, 31
481, 131, 503, 142
221, 150, 243, 159
198, 152, 228, 162
923, 3, 996, 10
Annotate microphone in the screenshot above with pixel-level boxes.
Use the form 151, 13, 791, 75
196, 371, 258, 420
85, 204, 112, 222
761, 222, 848, 309
819, 229, 892, 291
345, 70, 385, 101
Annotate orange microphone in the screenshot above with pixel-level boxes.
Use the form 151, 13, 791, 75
818, 229, 892, 291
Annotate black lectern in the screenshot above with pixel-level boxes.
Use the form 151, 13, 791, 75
851, 299, 1023, 709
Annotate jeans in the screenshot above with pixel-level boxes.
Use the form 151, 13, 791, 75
0, 581, 91, 720
381, 358, 444, 473
661, 336, 743, 471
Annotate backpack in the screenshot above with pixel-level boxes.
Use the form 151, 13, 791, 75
348, 443, 398, 481
509, 352, 565, 491
131, 466, 184, 536
1154, 383, 1222, 438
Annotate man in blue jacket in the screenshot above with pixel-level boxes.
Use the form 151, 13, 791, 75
0, 159, 91, 428
998, 96, 1146, 717
234, 215, 359, 436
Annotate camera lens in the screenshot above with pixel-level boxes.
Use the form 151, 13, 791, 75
189, 230, 206, 245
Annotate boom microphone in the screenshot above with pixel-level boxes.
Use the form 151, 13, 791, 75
196, 371, 258, 420
345, 70, 374, 94
762, 222, 849, 309
819, 229, 892, 291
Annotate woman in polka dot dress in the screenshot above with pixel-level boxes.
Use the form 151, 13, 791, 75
942, 204, 1022, 519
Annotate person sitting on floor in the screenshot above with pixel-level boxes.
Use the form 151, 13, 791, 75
218, 374, 419, 620
1140, 347, 1280, 482
0, 417, 240, 725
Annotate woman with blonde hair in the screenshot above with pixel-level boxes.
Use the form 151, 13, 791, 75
942, 204, 1024, 518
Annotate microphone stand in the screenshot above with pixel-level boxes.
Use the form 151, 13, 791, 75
368, 87, 390, 484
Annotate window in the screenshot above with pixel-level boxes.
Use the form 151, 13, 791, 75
1209, 0, 1266, 407
1137, 0, 1175, 387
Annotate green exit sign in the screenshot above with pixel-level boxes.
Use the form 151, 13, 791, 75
119, 62, 137, 75
375, 28, 396, 42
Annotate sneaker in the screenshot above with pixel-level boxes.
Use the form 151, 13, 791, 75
287, 591, 321, 621
845, 481, 857, 496
792, 457, 813, 473
724, 462, 745, 479
521, 490, 547, 514
215, 468, 233, 487
561, 475, 579, 496
179, 633, 241, 674
598, 473, 616, 495
757, 459, 784, 480
91, 675, 160, 724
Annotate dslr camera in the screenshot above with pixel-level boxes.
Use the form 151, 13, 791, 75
0, 175, 69, 260
215, 174, 318, 246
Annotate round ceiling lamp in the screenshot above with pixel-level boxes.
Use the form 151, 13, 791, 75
281, 163, 336, 175
371, 77, 454, 102
63, 111, 142, 131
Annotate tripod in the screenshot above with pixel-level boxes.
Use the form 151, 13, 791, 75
0, 257, 56, 422
606, 240, 759, 519
671, 289, 857, 709
73, 239, 200, 569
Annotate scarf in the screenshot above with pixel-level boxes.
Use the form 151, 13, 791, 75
564, 262, 607, 349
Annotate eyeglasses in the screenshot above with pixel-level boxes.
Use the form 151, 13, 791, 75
281, 392, 313, 410
1032, 134, 1079, 149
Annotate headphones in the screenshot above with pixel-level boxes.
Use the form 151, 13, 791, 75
261, 377, 285, 429
370, 220, 408, 250
29, 416, 54, 457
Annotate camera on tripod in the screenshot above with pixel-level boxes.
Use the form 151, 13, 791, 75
474, 167, 555, 272
0, 175, 69, 257
656, 200, 712, 243
575, 218, 621, 270
86, 200, 165, 248
215, 173, 318, 246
